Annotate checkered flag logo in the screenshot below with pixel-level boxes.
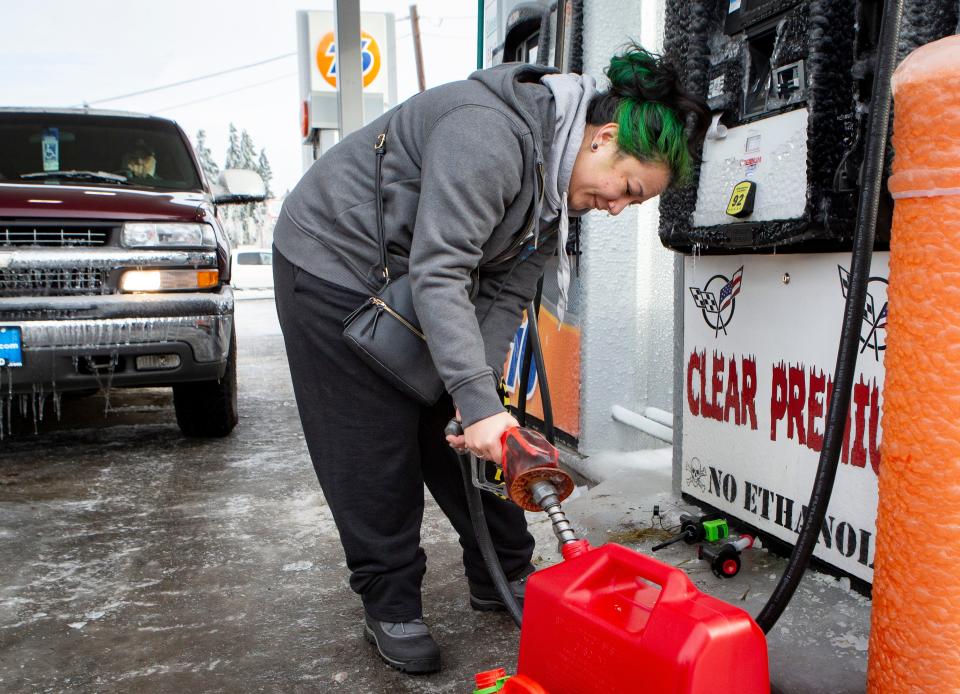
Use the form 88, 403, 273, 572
690, 267, 745, 337
839, 264, 889, 360
875, 303, 888, 329
839, 265, 851, 298
689, 287, 719, 312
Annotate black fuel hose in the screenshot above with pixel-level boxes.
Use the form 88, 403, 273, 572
516, 281, 557, 444
516, 282, 542, 428
458, 452, 525, 627
754, 0, 904, 633
525, 299, 556, 443
447, 417, 525, 628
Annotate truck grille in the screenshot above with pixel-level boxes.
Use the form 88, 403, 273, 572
0, 267, 108, 296
0, 224, 112, 247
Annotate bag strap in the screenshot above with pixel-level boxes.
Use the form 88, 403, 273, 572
371, 117, 546, 325
374, 131, 390, 286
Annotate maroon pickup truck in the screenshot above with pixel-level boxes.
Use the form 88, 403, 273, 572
0, 108, 264, 437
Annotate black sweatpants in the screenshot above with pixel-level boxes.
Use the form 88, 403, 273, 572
273, 249, 535, 622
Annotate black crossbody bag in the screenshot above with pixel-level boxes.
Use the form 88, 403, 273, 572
341, 127, 544, 406
341, 131, 445, 405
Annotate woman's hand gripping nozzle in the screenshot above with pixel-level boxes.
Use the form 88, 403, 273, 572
446, 419, 578, 546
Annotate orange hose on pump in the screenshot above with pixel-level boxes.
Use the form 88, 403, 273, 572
868, 35, 960, 693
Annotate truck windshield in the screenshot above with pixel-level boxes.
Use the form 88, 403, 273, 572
0, 113, 204, 192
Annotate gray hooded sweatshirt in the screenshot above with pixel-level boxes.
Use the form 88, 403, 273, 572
274, 64, 565, 428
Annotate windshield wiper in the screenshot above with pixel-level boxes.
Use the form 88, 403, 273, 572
20, 170, 129, 184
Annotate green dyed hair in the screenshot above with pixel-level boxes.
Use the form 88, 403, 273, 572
587, 43, 709, 186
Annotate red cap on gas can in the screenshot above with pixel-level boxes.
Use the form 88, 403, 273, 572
561, 539, 592, 561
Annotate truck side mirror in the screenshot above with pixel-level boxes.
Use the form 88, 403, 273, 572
214, 169, 266, 204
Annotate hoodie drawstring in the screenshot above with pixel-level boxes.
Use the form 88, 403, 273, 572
556, 192, 571, 326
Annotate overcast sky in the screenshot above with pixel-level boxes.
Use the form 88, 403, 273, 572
1, 1, 482, 195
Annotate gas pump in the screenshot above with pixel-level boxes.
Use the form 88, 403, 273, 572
659, 0, 957, 252
461, 3, 960, 690
659, 0, 958, 597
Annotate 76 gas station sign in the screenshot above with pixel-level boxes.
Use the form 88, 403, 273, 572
298, 10, 396, 103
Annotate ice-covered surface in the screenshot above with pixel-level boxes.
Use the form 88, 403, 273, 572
0, 249, 216, 270
0, 298, 869, 692
871, 34, 960, 690
563, 445, 672, 485
578, 0, 676, 455
0, 298, 558, 693
0, 311, 232, 436
693, 111, 809, 228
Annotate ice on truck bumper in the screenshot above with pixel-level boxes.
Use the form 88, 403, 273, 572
0, 289, 234, 394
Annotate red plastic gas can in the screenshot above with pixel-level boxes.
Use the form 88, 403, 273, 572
515, 543, 769, 693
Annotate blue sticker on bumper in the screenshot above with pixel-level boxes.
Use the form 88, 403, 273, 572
0, 326, 23, 367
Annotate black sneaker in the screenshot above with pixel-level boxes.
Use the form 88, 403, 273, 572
363, 612, 442, 674
468, 567, 535, 612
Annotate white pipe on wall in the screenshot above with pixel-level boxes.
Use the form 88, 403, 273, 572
642, 407, 673, 428
611, 405, 673, 444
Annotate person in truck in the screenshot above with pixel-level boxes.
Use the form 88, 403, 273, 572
272, 44, 709, 674
121, 140, 159, 182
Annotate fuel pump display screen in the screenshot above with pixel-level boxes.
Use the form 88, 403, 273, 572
740, 0, 801, 29
744, 30, 776, 116
744, 0, 791, 12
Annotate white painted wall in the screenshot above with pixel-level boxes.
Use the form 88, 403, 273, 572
578, 0, 676, 455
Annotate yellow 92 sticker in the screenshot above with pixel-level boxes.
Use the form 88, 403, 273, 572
726, 180, 756, 217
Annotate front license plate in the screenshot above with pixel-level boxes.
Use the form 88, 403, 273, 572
0, 326, 23, 367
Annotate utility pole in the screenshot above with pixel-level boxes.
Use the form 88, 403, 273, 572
410, 4, 426, 92
554, 0, 568, 71
334, 0, 364, 137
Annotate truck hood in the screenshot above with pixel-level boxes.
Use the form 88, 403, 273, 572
0, 183, 207, 223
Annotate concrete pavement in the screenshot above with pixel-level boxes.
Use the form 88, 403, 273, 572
1, 297, 872, 693
0, 298, 558, 693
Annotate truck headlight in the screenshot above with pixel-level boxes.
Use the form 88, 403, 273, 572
120, 269, 220, 292
121, 223, 216, 248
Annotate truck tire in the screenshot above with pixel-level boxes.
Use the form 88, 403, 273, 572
173, 328, 238, 437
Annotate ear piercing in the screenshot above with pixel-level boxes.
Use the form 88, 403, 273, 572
591, 142, 599, 151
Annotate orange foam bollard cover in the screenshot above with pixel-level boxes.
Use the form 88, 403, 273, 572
868, 35, 960, 693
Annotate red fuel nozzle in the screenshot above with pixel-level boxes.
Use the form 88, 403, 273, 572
500, 427, 574, 511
